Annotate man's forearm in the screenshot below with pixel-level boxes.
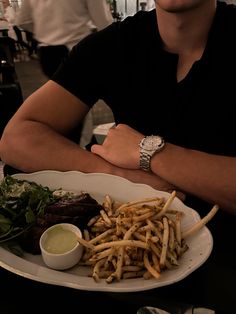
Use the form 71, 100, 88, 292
0, 121, 183, 198
0, 121, 113, 173
151, 143, 236, 214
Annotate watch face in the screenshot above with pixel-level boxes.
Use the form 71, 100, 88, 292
140, 136, 163, 151
139, 135, 165, 171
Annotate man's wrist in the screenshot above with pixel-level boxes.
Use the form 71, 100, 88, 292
139, 135, 165, 171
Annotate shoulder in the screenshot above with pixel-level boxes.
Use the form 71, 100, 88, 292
225, 4, 236, 31
213, 1, 236, 53
118, 9, 157, 35
89, 9, 156, 42
217, 1, 236, 25
71, 9, 157, 56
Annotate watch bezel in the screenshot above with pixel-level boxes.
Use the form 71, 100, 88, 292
139, 135, 165, 152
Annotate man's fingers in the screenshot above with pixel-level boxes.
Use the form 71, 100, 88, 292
91, 144, 103, 156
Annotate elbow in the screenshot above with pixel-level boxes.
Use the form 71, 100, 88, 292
219, 199, 236, 216
0, 123, 25, 170
216, 186, 236, 216
0, 127, 16, 165
209, 191, 236, 216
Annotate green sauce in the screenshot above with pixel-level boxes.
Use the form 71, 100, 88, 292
44, 226, 78, 254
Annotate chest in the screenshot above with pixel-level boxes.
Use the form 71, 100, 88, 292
107, 53, 236, 155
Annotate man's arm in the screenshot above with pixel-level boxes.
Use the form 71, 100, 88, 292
91, 124, 236, 214
0, 82, 180, 195
0, 80, 111, 173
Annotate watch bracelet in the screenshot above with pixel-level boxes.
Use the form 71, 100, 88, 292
140, 151, 151, 171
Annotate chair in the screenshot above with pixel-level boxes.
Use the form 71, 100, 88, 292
0, 37, 23, 137
13, 25, 32, 55
0, 36, 16, 65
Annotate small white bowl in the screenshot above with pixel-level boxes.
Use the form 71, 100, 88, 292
39, 223, 83, 270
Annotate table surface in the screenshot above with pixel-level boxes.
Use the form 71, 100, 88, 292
0, 164, 235, 314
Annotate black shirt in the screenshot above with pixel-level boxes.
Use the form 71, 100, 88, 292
53, 1, 236, 158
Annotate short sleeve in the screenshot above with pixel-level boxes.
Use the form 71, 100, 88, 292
52, 23, 120, 108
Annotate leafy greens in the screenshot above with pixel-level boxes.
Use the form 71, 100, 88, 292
0, 176, 56, 242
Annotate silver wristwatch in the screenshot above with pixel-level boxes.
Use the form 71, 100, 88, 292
139, 135, 165, 171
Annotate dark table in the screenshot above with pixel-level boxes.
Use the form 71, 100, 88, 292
0, 168, 235, 314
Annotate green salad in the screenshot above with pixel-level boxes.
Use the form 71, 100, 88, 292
0, 176, 56, 242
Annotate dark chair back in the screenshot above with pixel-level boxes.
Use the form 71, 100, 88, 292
0, 36, 16, 65
0, 36, 23, 137
0, 82, 23, 136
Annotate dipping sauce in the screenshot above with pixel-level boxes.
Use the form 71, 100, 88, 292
44, 225, 78, 254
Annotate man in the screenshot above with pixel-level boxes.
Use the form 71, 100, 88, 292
1, 0, 236, 215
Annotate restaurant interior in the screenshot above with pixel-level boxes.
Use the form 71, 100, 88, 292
0, 1, 236, 314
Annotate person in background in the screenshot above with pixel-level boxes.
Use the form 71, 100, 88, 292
146, 0, 156, 10
3, 5, 34, 57
15, 0, 113, 78
0, 0, 236, 216
2, 5, 15, 38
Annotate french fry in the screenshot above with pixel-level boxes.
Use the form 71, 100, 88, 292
159, 217, 169, 268
144, 250, 161, 279
182, 204, 219, 238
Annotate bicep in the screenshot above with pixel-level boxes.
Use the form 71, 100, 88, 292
11, 80, 90, 135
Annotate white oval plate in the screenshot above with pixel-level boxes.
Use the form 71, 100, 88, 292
0, 170, 213, 292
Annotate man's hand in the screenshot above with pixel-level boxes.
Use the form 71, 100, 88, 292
92, 124, 186, 201
91, 124, 142, 169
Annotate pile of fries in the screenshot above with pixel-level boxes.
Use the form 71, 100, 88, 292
77, 191, 219, 284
